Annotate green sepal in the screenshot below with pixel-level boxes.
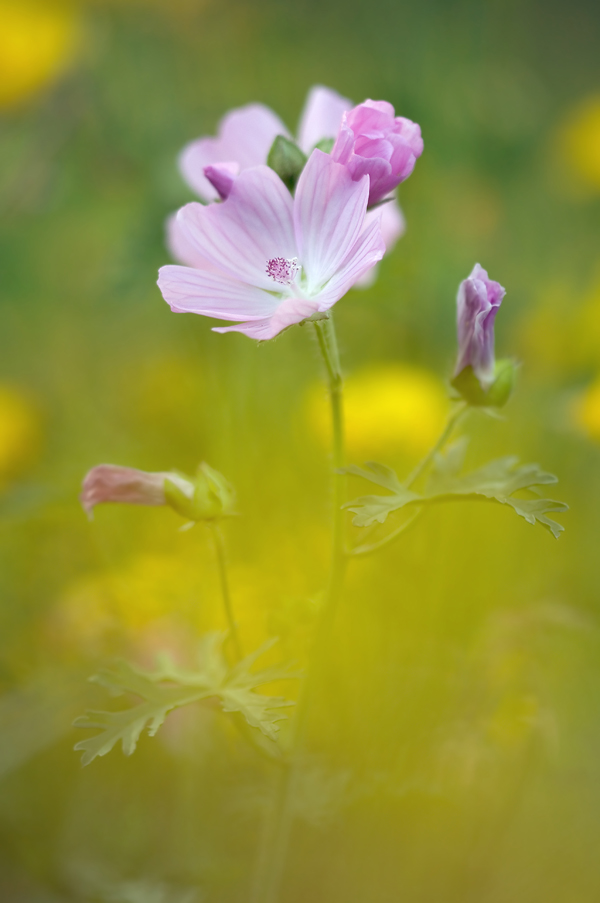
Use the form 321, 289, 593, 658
314, 137, 334, 154
451, 359, 517, 409
164, 462, 235, 522
267, 135, 307, 191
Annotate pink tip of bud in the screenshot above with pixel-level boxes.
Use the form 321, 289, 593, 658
80, 465, 169, 518
203, 161, 240, 200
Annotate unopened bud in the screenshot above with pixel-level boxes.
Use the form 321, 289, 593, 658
164, 462, 235, 522
267, 135, 307, 191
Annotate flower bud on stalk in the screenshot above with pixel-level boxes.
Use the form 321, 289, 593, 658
451, 263, 516, 408
81, 463, 235, 523
331, 100, 423, 206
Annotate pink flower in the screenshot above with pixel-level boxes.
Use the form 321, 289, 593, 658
158, 150, 385, 340
179, 86, 352, 203
331, 100, 423, 205
80, 465, 192, 517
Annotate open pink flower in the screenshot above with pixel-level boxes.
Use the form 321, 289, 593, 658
332, 100, 423, 205
158, 150, 385, 340
169, 88, 406, 278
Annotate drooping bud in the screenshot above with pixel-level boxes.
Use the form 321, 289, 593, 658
80, 465, 193, 518
81, 462, 235, 523
164, 462, 235, 522
267, 135, 307, 191
331, 100, 423, 206
451, 264, 516, 407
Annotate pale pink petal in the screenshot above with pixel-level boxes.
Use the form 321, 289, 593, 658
353, 198, 405, 289
213, 296, 319, 340
219, 103, 289, 167
158, 265, 279, 320
212, 318, 277, 340
375, 197, 406, 251
204, 161, 239, 199
316, 217, 385, 308
166, 213, 219, 270
179, 104, 289, 201
297, 85, 352, 154
269, 296, 320, 334
179, 137, 230, 202
293, 150, 369, 290
177, 167, 297, 291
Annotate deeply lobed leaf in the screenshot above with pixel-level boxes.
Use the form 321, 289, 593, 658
344, 454, 568, 538
74, 635, 299, 765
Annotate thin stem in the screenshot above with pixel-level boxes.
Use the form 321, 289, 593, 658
313, 315, 346, 617
405, 401, 469, 490
208, 521, 242, 664
251, 313, 347, 903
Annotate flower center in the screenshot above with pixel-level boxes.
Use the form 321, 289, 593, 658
266, 257, 300, 286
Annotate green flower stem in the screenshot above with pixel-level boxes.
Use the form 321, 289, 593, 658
404, 400, 469, 490
208, 521, 242, 664
251, 313, 347, 903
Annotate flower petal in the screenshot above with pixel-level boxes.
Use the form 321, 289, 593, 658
293, 150, 369, 290
297, 85, 352, 153
354, 198, 405, 289
176, 167, 297, 291
213, 296, 320, 340
179, 103, 289, 201
158, 265, 279, 320
219, 103, 290, 166
316, 216, 385, 309
212, 318, 277, 340
166, 213, 219, 270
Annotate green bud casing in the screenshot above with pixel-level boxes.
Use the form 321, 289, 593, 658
451, 358, 517, 409
267, 135, 307, 191
164, 463, 235, 522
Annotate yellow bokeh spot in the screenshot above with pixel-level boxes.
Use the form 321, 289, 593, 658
572, 377, 600, 442
558, 94, 600, 193
0, 0, 81, 109
307, 362, 448, 459
0, 384, 41, 487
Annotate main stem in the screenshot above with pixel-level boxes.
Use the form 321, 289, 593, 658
209, 521, 242, 663
252, 314, 346, 903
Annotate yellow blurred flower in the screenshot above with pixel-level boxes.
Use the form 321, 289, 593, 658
557, 94, 600, 193
0, 384, 41, 488
572, 377, 600, 442
307, 362, 448, 459
0, 0, 81, 109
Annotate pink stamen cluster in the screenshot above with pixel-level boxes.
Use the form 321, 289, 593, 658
266, 257, 300, 285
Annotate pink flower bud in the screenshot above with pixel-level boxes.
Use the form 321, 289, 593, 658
203, 162, 240, 200
332, 100, 423, 206
80, 465, 190, 517
454, 263, 506, 388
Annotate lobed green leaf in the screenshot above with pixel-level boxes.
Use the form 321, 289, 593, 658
74, 635, 299, 765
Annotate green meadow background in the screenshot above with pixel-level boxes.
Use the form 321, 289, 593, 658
1, 0, 600, 900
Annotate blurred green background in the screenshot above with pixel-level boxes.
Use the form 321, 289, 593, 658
1, 0, 600, 900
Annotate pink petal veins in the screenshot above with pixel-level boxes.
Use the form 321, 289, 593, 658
177, 166, 296, 291
294, 149, 370, 290
158, 265, 279, 320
